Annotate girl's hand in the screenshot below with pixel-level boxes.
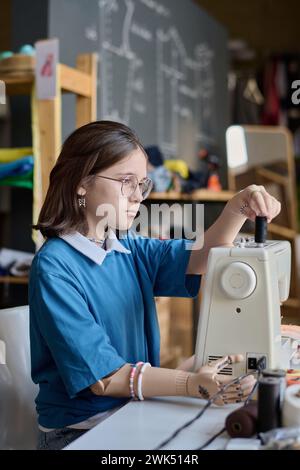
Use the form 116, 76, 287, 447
187, 355, 256, 405
225, 184, 281, 223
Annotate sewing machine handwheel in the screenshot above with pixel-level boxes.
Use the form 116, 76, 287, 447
220, 262, 257, 299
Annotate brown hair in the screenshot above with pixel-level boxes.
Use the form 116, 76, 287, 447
33, 120, 146, 238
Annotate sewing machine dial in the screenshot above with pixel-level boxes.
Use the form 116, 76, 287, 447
220, 262, 257, 299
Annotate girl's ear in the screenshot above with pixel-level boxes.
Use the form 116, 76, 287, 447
77, 175, 94, 196
77, 185, 86, 197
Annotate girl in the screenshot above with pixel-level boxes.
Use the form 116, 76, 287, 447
30, 121, 280, 450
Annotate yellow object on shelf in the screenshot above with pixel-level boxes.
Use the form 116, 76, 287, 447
0, 147, 33, 163
164, 159, 189, 179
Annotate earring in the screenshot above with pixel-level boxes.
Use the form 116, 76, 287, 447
78, 196, 86, 208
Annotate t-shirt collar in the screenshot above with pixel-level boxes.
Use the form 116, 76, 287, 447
59, 228, 131, 265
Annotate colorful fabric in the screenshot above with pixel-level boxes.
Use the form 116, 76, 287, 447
0, 147, 32, 163
0, 155, 33, 179
0, 169, 33, 189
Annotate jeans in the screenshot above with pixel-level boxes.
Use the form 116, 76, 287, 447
37, 428, 87, 450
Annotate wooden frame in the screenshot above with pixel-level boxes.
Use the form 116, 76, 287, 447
228, 125, 298, 232
0, 52, 97, 286
227, 125, 300, 318
148, 189, 234, 202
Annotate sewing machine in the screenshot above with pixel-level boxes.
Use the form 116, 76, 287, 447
194, 217, 291, 377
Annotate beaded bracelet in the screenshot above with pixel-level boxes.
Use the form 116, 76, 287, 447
137, 362, 152, 401
129, 361, 143, 399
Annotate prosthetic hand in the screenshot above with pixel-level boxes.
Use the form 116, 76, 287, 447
186, 355, 255, 405
90, 355, 256, 407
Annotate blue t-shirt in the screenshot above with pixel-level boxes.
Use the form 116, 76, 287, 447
29, 233, 201, 428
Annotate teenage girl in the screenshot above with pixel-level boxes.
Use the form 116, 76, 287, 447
30, 121, 280, 449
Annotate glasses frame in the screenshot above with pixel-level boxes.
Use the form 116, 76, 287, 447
96, 174, 153, 200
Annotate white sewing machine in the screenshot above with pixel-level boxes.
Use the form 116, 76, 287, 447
193, 228, 291, 377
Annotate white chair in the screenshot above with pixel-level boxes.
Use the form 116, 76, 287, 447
0, 305, 38, 449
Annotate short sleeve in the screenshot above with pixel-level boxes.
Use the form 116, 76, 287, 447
131, 237, 201, 298
30, 272, 126, 399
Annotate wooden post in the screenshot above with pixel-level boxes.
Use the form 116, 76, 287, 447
284, 127, 298, 232
36, 77, 61, 202
75, 53, 98, 128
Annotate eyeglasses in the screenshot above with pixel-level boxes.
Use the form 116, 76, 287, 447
96, 174, 153, 200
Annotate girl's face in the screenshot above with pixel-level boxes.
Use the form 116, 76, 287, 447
79, 148, 148, 234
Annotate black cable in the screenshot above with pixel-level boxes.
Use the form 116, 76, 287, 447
244, 377, 259, 406
154, 399, 212, 450
244, 356, 265, 406
196, 427, 226, 450
154, 372, 252, 450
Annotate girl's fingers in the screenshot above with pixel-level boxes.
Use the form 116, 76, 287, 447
268, 198, 276, 222
248, 186, 281, 223
242, 205, 257, 221
249, 190, 268, 217
265, 195, 280, 222
260, 188, 274, 222
263, 189, 274, 212
274, 199, 281, 218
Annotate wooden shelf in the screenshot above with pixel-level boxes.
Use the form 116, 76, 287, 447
0, 52, 97, 205
0, 63, 95, 97
284, 297, 300, 309
0, 73, 34, 95
148, 189, 235, 202
0, 276, 29, 284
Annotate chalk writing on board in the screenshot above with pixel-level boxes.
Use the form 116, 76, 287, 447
98, 0, 216, 156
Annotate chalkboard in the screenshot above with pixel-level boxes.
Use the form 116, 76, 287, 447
48, 0, 229, 176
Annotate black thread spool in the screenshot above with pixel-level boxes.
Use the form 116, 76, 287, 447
261, 369, 286, 406
257, 377, 281, 432
225, 402, 258, 438
261, 369, 286, 379
255, 216, 267, 245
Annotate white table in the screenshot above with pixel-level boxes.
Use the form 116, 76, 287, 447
65, 397, 241, 450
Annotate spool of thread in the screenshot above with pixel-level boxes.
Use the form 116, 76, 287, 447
255, 216, 267, 245
257, 376, 281, 432
282, 384, 300, 427
225, 402, 258, 438
261, 368, 286, 378
261, 369, 286, 403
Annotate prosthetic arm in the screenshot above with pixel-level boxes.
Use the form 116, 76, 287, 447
90, 355, 255, 405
